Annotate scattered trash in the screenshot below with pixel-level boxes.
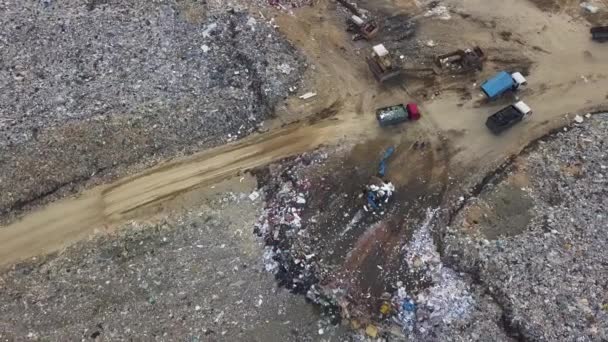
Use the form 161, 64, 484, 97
380, 301, 392, 315
248, 190, 261, 201
426, 40, 437, 47
580, 2, 599, 13
277, 63, 293, 75
299, 92, 317, 100
585, 113, 592, 118
424, 5, 451, 20
574, 115, 584, 123
365, 324, 379, 338
202, 23, 218, 38
363, 179, 395, 212
201, 43, 210, 52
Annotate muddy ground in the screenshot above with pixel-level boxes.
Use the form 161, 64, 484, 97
1, 0, 608, 340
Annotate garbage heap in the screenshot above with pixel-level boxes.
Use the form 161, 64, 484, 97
363, 179, 395, 213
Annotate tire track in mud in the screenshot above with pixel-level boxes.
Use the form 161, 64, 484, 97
0, 119, 351, 268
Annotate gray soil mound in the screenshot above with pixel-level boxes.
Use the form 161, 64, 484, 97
0, 0, 303, 217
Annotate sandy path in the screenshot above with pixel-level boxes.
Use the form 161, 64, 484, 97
0, 120, 360, 267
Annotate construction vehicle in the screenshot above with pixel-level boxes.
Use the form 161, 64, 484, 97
486, 101, 532, 134
367, 44, 401, 83
346, 15, 379, 41
435, 46, 485, 73
481, 71, 527, 100
591, 26, 608, 42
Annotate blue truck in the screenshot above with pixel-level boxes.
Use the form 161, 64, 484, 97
481, 71, 527, 100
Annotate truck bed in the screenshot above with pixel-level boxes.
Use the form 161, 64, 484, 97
486, 105, 524, 134
376, 104, 408, 126
591, 26, 608, 42
481, 71, 514, 99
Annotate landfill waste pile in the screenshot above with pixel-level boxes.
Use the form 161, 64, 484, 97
0, 195, 347, 341
363, 180, 395, 213
445, 113, 608, 341
0, 0, 304, 217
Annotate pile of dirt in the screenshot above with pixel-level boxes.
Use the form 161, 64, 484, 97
0, 0, 304, 218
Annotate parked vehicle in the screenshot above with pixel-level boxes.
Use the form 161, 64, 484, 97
367, 44, 401, 83
376, 102, 420, 126
435, 46, 486, 73
346, 15, 379, 41
486, 101, 532, 134
481, 71, 527, 100
406, 103, 421, 120
591, 26, 608, 42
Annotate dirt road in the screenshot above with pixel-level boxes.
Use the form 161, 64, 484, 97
2, 0, 608, 269
0, 119, 367, 267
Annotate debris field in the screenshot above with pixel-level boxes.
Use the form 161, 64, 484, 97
1, 0, 608, 340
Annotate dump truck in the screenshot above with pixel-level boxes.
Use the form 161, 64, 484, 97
346, 15, 379, 41
435, 46, 486, 73
591, 26, 608, 42
367, 44, 401, 83
486, 101, 531, 134
481, 71, 527, 100
376, 102, 420, 127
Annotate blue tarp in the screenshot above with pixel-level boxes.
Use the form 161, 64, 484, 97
481, 71, 513, 99
378, 146, 395, 177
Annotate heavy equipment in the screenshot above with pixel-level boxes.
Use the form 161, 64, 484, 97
366, 44, 401, 83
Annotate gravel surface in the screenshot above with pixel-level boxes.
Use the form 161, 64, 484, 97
0, 0, 303, 217
445, 114, 608, 341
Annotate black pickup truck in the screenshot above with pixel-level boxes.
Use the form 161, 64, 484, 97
486, 101, 531, 134
591, 26, 608, 42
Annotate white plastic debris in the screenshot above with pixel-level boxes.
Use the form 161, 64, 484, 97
585, 113, 592, 118
574, 115, 584, 123
299, 92, 317, 100
201, 44, 210, 53
263, 247, 279, 273
580, 2, 599, 13
247, 17, 257, 29
202, 23, 217, 38
426, 40, 436, 47
248, 190, 260, 201
277, 63, 293, 75
296, 195, 306, 204
424, 5, 451, 20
